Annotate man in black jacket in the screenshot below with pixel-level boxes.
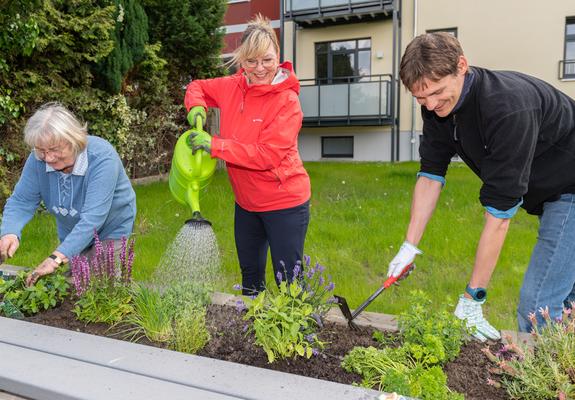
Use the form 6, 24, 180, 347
387, 32, 575, 339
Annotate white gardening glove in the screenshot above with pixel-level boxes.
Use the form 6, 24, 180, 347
387, 241, 422, 278
454, 295, 501, 341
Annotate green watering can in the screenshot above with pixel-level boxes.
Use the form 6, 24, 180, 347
169, 116, 217, 226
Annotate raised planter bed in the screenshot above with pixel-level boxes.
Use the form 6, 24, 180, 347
0, 264, 527, 400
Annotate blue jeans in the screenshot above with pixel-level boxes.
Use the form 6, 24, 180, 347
234, 201, 310, 295
517, 193, 575, 332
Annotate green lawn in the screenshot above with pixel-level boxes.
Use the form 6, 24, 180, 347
6, 162, 538, 330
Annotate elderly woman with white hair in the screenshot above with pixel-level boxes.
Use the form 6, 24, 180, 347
0, 102, 136, 286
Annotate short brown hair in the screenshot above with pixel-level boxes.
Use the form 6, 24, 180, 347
228, 14, 279, 68
400, 32, 463, 91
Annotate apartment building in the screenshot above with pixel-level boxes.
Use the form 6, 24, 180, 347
278, 0, 575, 161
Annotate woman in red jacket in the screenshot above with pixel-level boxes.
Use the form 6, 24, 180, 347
184, 15, 311, 295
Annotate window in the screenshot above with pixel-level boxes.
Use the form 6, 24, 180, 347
426, 27, 458, 37
321, 136, 354, 158
564, 18, 575, 79
315, 39, 371, 84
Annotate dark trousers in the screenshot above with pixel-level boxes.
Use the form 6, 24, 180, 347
234, 200, 310, 295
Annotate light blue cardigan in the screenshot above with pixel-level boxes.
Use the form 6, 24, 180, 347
0, 136, 136, 258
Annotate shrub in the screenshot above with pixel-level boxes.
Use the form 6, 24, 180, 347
483, 304, 575, 399
71, 233, 134, 324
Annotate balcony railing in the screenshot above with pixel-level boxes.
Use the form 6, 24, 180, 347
559, 59, 575, 80
299, 74, 392, 126
284, 0, 393, 21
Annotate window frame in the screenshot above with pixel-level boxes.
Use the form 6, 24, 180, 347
315, 38, 371, 85
321, 136, 354, 158
426, 27, 458, 37
564, 17, 575, 79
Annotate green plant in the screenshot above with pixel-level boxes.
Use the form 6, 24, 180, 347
119, 284, 174, 343
483, 305, 575, 399
396, 290, 468, 363
0, 269, 69, 316
239, 257, 335, 363
162, 280, 212, 319
171, 305, 210, 354
342, 291, 467, 399
71, 234, 135, 324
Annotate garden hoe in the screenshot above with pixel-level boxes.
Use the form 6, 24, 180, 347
169, 115, 217, 227
335, 262, 415, 330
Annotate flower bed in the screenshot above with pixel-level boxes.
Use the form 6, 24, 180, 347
19, 295, 509, 400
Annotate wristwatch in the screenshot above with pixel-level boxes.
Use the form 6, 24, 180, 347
48, 254, 64, 266
465, 284, 487, 302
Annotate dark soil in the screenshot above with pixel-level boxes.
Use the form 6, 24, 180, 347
25, 300, 509, 400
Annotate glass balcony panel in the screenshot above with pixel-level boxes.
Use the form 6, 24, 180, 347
349, 82, 380, 115
321, 0, 350, 7
287, 0, 319, 12
320, 85, 349, 116
300, 86, 319, 117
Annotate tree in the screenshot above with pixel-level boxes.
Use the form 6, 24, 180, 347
92, 0, 148, 93
142, 0, 226, 88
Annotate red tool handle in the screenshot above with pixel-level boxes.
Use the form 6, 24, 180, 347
383, 262, 414, 289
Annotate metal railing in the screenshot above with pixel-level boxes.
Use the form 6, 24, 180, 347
284, 0, 392, 16
559, 59, 575, 80
299, 74, 392, 125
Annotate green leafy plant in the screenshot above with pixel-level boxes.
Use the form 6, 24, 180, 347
171, 305, 211, 354
396, 290, 468, 363
161, 281, 212, 319
0, 269, 69, 316
119, 284, 174, 343
71, 233, 134, 324
483, 304, 575, 399
239, 257, 336, 363
342, 291, 467, 399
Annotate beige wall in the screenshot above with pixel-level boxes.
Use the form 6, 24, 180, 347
285, 19, 395, 80
400, 0, 575, 131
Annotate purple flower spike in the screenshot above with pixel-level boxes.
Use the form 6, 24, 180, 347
326, 282, 335, 291
276, 271, 283, 282
312, 348, 320, 356
304, 255, 311, 267
233, 283, 242, 291
293, 264, 301, 279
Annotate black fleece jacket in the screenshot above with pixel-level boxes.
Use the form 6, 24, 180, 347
419, 66, 575, 215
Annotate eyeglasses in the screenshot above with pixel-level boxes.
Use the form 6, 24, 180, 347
34, 146, 64, 158
243, 57, 276, 69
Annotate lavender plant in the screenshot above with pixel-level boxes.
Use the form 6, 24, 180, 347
483, 304, 575, 400
238, 256, 336, 363
71, 233, 135, 324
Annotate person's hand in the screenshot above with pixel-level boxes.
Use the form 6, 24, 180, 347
0, 234, 19, 262
187, 106, 207, 128
25, 257, 59, 287
387, 241, 422, 278
454, 295, 501, 341
187, 129, 212, 155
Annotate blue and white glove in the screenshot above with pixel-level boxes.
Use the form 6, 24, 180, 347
387, 241, 422, 278
454, 295, 501, 341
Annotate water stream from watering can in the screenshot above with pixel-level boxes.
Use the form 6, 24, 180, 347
153, 223, 221, 290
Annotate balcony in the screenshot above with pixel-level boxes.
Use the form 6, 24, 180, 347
559, 59, 575, 80
299, 74, 392, 126
284, 0, 395, 26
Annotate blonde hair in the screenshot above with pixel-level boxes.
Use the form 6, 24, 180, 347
228, 14, 279, 69
24, 102, 88, 156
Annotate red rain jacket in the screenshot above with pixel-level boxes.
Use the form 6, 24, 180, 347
184, 62, 311, 212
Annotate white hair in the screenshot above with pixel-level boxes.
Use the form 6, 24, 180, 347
24, 102, 88, 156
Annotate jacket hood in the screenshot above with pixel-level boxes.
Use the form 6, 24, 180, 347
236, 61, 300, 96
